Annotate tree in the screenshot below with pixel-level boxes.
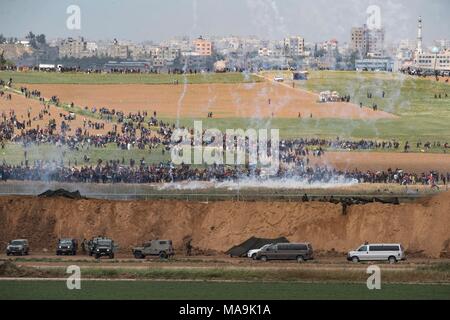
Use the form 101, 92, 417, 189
0, 51, 6, 66
0, 34, 5, 44
315, 48, 326, 58
334, 48, 342, 63
36, 34, 46, 45
25, 31, 35, 40
26, 31, 38, 49
348, 50, 359, 69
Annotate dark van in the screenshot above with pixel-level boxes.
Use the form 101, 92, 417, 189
255, 243, 314, 262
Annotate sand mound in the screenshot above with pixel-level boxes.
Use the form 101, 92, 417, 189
0, 192, 448, 258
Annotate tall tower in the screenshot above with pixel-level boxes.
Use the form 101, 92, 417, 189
417, 16, 423, 55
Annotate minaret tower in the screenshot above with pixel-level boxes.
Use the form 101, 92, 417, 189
417, 16, 423, 55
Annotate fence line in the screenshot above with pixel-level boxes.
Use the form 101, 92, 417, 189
0, 190, 428, 202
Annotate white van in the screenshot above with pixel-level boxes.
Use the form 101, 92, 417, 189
347, 243, 405, 264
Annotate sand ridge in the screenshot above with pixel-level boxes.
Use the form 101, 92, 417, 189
0, 191, 448, 258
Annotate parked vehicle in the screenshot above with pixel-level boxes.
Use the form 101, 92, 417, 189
247, 244, 272, 259
6, 239, 29, 256
274, 76, 284, 82
255, 243, 314, 262
132, 240, 174, 259
87, 237, 106, 256
347, 243, 405, 264
88, 237, 115, 259
56, 238, 78, 256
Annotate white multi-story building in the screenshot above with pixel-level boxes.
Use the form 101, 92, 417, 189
414, 51, 450, 72
322, 39, 338, 52
258, 47, 273, 57
107, 43, 129, 59
86, 42, 98, 55
161, 36, 191, 52
284, 36, 305, 57
149, 46, 180, 65
367, 28, 385, 57
58, 37, 94, 59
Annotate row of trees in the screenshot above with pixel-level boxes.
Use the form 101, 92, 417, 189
0, 51, 15, 69
25, 31, 47, 49
0, 34, 17, 44
0, 32, 46, 49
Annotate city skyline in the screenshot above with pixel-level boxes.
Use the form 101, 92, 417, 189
1, 0, 449, 45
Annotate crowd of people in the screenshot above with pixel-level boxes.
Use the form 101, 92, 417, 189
0, 78, 449, 187
0, 161, 447, 188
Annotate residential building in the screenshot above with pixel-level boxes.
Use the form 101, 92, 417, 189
351, 25, 384, 57
414, 51, 450, 72
58, 37, 93, 59
149, 46, 180, 66
322, 39, 338, 52
180, 51, 210, 70
106, 39, 129, 59
367, 28, 385, 57
86, 42, 98, 55
258, 47, 273, 57
351, 26, 367, 55
284, 36, 305, 57
193, 36, 212, 56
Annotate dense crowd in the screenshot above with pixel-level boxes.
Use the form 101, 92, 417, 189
0, 79, 449, 186
0, 161, 447, 187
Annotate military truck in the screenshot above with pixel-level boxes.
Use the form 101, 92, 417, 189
6, 239, 29, 256
88, 237, 116, 259
56, 238, 78, 256
132, 240, 174, 259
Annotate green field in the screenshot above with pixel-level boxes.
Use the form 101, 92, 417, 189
3, 139, 448, 167
0, 71, 260, 85
0, 280, 448, 300
1, 143, 170, 166
262, 71, 450, 141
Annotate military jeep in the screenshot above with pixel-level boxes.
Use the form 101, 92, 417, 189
56, 238, 78, 256
88, 237, 116, 259
132, 240, 174, 259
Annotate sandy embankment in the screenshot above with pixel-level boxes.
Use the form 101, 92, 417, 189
0, 191, 448, 258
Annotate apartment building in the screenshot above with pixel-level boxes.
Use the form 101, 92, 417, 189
58, 37, 93, 59
351, 25, 384, 57
284, 36, 305, 57
193, 36, 212, 56
415, 51, 450, 71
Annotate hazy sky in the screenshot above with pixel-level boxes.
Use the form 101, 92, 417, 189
1, 0, 449, 44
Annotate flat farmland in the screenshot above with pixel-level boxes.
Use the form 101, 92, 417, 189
0, 280, 448, 300
0, 71, 260, 85
23, 82, 394, 119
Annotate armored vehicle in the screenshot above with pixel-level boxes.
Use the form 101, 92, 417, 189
56, 238, 78, 256
132, 240, 174, 259
88, 237, 116, 259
